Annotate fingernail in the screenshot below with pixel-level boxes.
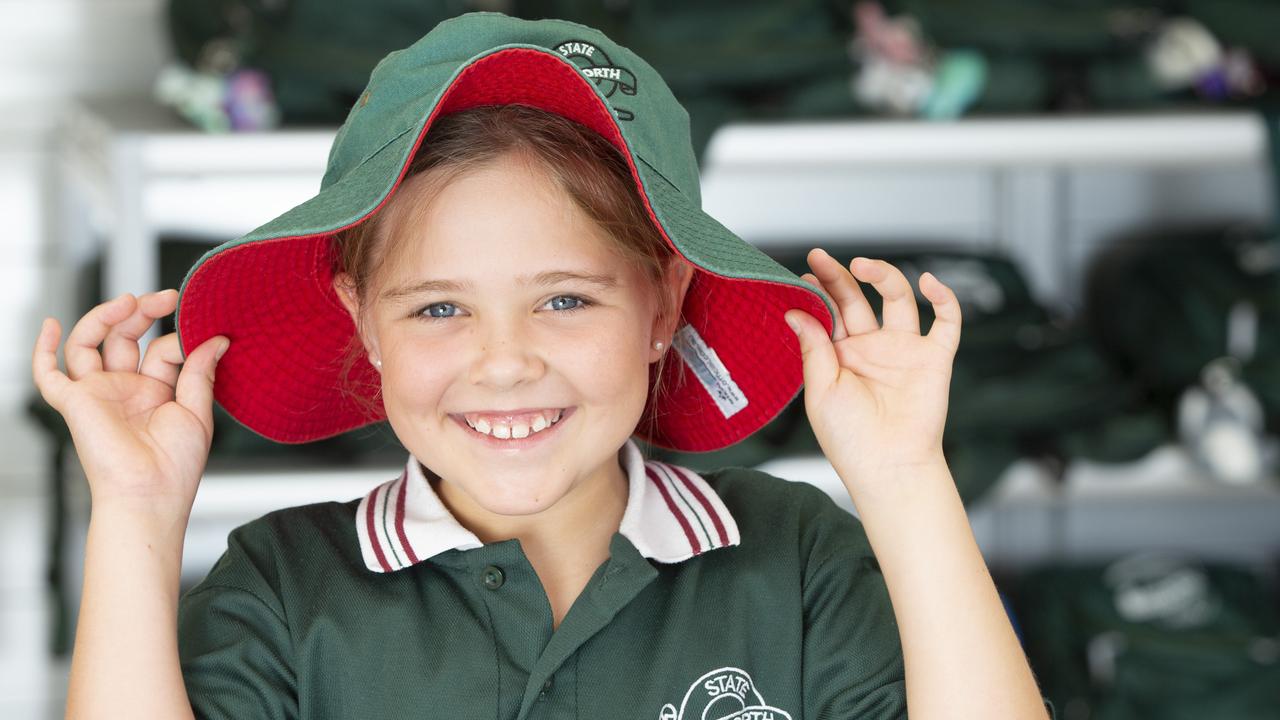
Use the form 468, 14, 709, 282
215, 339, 230, 360
851, 257, 873, 272
784, 313, 799, 334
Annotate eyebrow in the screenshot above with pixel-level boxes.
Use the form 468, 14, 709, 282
381, 270, 620, 302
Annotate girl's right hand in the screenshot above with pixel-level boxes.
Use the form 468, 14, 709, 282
31, 290, 230, 517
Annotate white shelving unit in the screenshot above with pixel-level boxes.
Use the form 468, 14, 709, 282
52, 96, 336, 347
48, 97, 1280, 587
756, 443, 1280, 574
699, 110, 1275, 314
54, 98, 1275, 319
57, 446, 402, 589
705, 112, 1269, 166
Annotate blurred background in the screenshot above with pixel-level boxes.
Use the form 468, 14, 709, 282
4, 0, 1280, 717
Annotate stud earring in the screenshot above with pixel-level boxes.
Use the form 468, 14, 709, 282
372, 358, 382, 369
654, 340, 665, 351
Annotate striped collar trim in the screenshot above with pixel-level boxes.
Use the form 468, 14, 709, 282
355, 437, 741, 573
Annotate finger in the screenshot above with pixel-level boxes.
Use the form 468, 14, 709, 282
784, 309, 840, 398
808, 248, 880, 336
65, 293, 137, 380
920, 271, 963, 354
31, 317, 73, 412
849, 258, 921, 335
139, 331, 184, 388
174, 335, 230, 439
799, 272, 848, 342
103, 289, 179, 373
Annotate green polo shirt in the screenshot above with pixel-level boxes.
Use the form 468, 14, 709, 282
177, 437, 908, 719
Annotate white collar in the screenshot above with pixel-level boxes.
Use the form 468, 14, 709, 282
355, 437, 741, 573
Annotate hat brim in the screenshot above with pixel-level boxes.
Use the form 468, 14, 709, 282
177, 45, 835, 450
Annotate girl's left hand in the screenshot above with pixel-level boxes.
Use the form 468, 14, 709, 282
783, 249, 962, 497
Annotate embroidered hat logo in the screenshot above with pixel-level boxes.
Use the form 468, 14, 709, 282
659, 667, 793, 720
555, 39, 638, 120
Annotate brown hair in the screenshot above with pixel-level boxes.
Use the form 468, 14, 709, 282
331, 103, 686, 437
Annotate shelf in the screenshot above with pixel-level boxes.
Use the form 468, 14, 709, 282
704, 110, 1268, 169
54, 97, 1271, 310
59, 446, 402, 584
53, 96, 337, 316
755, 443, 1280, 571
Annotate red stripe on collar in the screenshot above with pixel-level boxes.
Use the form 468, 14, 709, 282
355, 438, 741, 573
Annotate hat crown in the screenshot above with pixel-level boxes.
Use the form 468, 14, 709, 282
320, 11, 701, 206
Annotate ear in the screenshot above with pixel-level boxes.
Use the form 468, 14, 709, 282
333, 272, 380, 361
650, 258, 694, 359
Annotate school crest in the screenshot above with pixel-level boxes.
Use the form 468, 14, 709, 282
555, 39, 638, 120
659, 667, 793, 720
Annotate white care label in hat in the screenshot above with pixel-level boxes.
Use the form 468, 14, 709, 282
672, 325, 748, 419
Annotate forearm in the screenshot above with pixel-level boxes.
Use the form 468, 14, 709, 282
842, 456, 1047, 720
65, 501, 196, 720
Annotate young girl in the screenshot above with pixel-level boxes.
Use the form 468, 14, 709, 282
32, 11, 1051, 720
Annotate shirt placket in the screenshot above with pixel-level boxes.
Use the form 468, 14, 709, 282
514, 533, 659, 720
465, 540, 556, 720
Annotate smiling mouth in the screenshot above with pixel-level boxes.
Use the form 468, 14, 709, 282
450, 407, 570, 440
451, 407, 575, 446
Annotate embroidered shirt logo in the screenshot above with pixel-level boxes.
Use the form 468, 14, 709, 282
554, 39, 637, 120
659, 667, 793, 720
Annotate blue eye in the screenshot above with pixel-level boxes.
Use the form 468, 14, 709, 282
414, 295, 594, 322
547, 294, 591, 311
419, 299, 460, 316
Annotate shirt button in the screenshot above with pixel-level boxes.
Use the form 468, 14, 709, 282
481, 565, 505, 590
538, 677, 553, 700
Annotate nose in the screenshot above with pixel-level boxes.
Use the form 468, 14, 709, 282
467, 318, 545, 389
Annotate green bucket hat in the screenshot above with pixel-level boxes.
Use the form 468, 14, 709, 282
175, 11, 836, 451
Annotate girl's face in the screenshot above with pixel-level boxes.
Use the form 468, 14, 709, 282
335, 150, 692, 523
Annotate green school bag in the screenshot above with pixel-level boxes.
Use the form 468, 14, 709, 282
885, 0, 1280, 112
1014, 554, 1280, 720
1082, 221, 1280, 435
167, 0, 864, 156
166, 0, 485, 125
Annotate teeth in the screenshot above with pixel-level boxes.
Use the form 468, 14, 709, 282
465, 409, 563, 439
